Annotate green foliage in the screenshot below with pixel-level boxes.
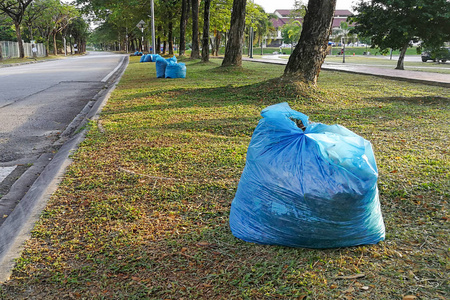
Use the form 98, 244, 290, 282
0, 23, 16, 41
350, 0, 450, 52
332, 21, 356, 44
281, 20, 302, 45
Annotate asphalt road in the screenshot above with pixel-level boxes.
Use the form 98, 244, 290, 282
0, 51, 126, 226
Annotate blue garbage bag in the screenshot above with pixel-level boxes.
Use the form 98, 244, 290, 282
134, 51, 139, 56
143, 54, 152, 62
166, 55, 177, 63
155, 57, 168, 78
150, 54, 161, 62
229, 102, 385, 249
156, 56, 178, 78
140, 54, 146, 62
165, 62, 186, 78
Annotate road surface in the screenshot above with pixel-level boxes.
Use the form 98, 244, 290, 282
0, 51, 126, 225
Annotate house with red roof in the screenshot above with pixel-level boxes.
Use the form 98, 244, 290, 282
268, 9, 353, 47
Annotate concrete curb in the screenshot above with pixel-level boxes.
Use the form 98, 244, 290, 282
0, 55, 129, 283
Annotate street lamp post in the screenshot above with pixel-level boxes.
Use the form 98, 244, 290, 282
249, 26, 253, 58
342, 37, 346, 63
151, 0, 155, 54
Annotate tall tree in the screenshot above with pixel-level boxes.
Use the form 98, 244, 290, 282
209, 0, 233, 56
280, 20, 302, 52
333, 21, 354, 63
23, 0, 51, 42
283, 0, 336, 85
201, 0, 211, 62
50, 2, 79, 55
190, 0, 200, 59
179, 0, 188, 56
0, 0, 33, 58
221, 0, 246, 67
350, 0, 450, 70
254, 9, 276, 55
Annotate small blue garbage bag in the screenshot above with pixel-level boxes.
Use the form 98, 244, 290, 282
229, 102, 385, 249
165, 62, 186, 78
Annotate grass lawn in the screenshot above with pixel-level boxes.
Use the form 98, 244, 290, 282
0, 55, 68, 66
1, 57, 449, 299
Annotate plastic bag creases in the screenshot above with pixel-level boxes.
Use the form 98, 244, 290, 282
165, 62, 186, 78
155, 56, 178, 78
229, 102, 385, 249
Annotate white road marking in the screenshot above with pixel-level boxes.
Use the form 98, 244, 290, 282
101, 56, 125, 82
0, 166, 16, 183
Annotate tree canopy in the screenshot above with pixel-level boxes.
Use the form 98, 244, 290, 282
349, 0, 450, 70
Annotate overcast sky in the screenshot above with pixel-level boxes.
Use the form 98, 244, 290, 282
253, 0, 358, 13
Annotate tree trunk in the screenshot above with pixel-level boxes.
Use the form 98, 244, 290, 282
169, 22, 174, 55
14, 22, 25, 58
0, 43, 3, 61
221, 0, 247, 67
156, 25, 162, 54
45, 37, 50, 56
214, 31, 221, 56
53, 32, 58, 55
191, 0, 201, 59
284, 0, 336, 85
395, 43, 408, 70
179, 0, 188, 56
201, 0, 211, 62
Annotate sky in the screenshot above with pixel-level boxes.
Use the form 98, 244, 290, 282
253, 0, 358, 13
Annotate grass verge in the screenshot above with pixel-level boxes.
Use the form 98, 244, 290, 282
1, 57, 449, 299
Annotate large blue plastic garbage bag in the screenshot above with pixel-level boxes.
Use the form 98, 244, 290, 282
167, 55, 177, 63
156, 56, 178, 78
150, 54, 161, 62
140, 54, 147, 62
229, 102, 385, 249
165, 62, 186, 78
155, 57, 168, 78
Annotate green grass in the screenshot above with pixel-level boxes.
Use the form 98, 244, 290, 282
0, 55, 69, 65
1, 57, 449, 299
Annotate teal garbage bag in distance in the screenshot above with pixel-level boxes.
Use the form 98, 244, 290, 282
229, 102, 385, 249
165, 62, 186, 78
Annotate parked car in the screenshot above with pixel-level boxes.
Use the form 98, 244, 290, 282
421, 47, 450, 62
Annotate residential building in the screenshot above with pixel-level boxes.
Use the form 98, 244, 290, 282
268, 9, 353, 47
